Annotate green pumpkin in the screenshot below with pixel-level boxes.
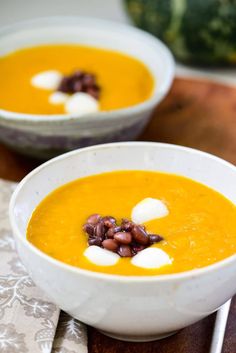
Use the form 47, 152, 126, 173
125, 0, 236, 66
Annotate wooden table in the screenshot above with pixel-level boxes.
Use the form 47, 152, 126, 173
1, 78, 236, 353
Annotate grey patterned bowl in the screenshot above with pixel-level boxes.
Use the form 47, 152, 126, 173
0, 17, 174, 159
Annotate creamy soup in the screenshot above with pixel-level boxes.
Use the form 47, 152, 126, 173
0, 45, 154, 115
27, 171, 236, 276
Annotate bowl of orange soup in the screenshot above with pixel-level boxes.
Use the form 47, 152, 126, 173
10, 142, 236, 342
0, 17, 174, 159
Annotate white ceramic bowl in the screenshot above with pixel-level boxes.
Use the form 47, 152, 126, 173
9, 142, 236, 342
0, 17, 174, 159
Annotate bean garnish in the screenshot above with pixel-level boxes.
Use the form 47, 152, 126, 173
83, 214, 164, 258
57, 70, 100, 99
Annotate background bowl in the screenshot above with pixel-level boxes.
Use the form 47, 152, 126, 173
0, 17, 174, 159
9, 142, 236, 342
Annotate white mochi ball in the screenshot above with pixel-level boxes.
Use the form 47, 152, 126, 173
65, 92, 99, 115
131, 248, 172, 269
131, 197, 169, 224
49, 92, 69, 105
31, 70, 62, 90
84, 246, 120, 266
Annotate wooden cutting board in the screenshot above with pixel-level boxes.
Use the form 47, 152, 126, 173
1, 77, 236, 353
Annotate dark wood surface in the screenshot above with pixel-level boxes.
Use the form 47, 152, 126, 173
1, 77, 236, 353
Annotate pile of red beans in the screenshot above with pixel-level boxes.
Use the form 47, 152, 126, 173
58, 70, 100, 99
83, 214, 164, 258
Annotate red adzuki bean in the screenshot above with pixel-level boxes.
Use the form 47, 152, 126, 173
83, 215, 164, 258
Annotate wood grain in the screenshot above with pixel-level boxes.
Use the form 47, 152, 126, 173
0, 77, 236, 353
88, 314, 216, 353
141, 77, 236, 164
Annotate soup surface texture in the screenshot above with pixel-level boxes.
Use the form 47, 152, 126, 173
27, 171, 236, 276
0, 45, 153, 114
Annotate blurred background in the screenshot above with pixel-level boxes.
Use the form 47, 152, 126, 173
0, 0, 129, 24
1, 0, 236, 85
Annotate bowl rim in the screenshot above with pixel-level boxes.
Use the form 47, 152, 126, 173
9, 141, 236, 283
0, 16, 175, 123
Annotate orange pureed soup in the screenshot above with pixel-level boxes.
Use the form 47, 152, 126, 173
0, 44, 153, 114
27, 171, 236, 276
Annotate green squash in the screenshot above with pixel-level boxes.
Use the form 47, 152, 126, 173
125, 0, 236, 66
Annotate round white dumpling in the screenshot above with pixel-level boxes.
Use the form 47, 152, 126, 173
31, 70, 62, 90
84, 246, 120, 266
131, 197, 169, 224
65, 92, 99, 115
131, 248, 172, 269
49, 92, 69, 105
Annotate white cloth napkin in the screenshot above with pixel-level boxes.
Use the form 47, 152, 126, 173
0, 179, 87, 353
